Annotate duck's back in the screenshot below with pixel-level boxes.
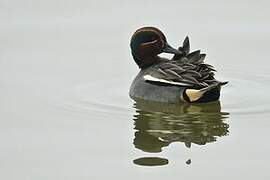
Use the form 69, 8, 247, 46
129, 67, 186, 103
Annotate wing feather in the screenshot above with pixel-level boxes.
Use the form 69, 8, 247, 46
145, 37, 226, 87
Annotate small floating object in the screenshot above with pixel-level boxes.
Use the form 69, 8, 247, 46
129, 27, 228, 103
186, 159, 191, 165
133, 157, 169, 166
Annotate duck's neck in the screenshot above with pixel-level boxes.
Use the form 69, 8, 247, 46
132, 54, 161, 69
141, 56, 161, 69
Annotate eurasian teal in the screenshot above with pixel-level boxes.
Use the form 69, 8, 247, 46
129, 27, 227, 103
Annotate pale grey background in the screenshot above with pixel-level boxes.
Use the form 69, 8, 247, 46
1, 0, 270, 179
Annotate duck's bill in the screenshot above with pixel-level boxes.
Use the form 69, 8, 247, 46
162, 42, 182, 54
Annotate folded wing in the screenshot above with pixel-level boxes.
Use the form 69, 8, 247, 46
144, 36, 226, 88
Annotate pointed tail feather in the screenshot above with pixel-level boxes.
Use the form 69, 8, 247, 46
184, 81, 228, 102
200, 81, 228, 93
220, 81, 229, 86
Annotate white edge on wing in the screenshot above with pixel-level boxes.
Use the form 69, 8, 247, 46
143, 75, 190, 87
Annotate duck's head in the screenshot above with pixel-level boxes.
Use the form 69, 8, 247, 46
130, 27, 181, 68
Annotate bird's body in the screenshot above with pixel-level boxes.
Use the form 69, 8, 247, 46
130, 61, 186, 103
129, 27, 227, 103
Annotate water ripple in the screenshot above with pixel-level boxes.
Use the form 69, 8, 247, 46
50, 66, 270, 117
221, 67, 270, 115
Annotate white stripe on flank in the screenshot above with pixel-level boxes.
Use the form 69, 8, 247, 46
143, 75, 190, 86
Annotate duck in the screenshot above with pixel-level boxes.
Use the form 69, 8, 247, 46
129, 26, 228, 103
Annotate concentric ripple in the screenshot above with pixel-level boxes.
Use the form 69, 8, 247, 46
47, 66, 270, 166
221, 67, 270, 115
50, 66, 270, 118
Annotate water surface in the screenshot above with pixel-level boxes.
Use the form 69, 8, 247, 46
1, 0, 270, 179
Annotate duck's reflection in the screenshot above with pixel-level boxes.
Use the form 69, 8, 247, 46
132, 100, 229, 166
